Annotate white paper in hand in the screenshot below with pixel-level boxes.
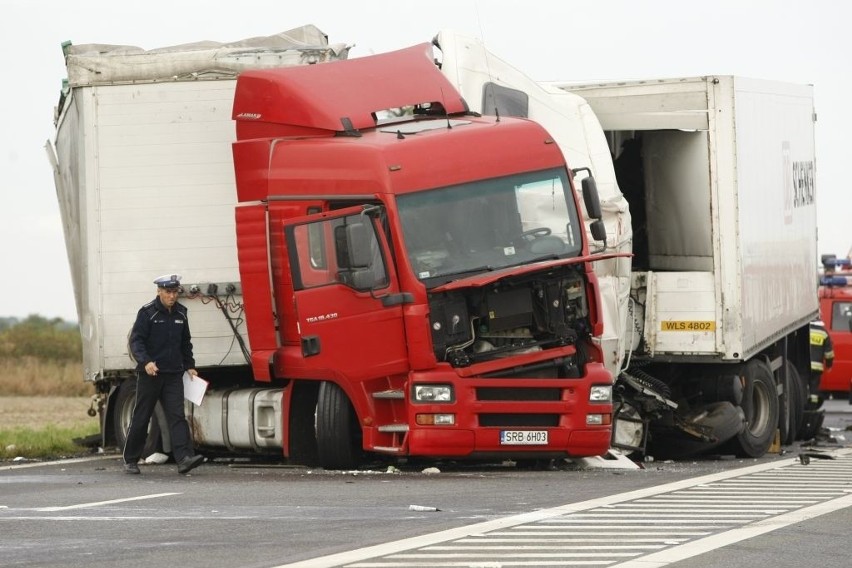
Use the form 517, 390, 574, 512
182, 372, 209, 406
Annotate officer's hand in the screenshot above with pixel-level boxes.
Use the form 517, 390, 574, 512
145, 361, 158, 376
187, 368, 198, 379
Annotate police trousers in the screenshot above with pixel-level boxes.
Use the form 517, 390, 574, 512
123, 370, 195, 464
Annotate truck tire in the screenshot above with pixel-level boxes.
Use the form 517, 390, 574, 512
648, 401, 743, 459
287, 381, 320, 466
727, 359, 779, 457
315, 382, 363, 470
112, 378, 168, 459
777, 364, 792, 445
784, 361, 804, 444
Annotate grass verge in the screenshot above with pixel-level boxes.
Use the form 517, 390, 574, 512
0, 396, 101, 461
0, 422, 100, 460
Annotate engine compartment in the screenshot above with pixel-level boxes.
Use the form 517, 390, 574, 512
427, 266, 592, 369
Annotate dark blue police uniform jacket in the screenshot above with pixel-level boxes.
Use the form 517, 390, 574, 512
129, 297, 195, 373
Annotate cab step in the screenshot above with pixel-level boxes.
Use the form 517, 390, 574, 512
373, 389, 405, 400
377, 424, 410, 433
373, 446, 404, 454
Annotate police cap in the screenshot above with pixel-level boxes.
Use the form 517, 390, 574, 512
154, 274, 182, 289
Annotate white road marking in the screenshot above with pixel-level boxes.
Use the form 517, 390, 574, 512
611, 493, 852, 568
33, 492, 180, 512
493, 531, 711, 536
276, 449, 852, 568
0, 455, 113, 471
0, 515, 256, 521
346, 562, 619, 567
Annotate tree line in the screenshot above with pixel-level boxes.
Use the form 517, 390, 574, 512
0, 315, 81, 362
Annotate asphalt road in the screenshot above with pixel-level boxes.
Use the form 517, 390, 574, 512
0, 401, 849, 568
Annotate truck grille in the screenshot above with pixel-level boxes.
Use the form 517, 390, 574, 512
479, 414, 560, 427
476, 387, 561, 401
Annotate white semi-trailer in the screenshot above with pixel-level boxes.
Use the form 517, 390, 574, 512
48, 26, 351, 456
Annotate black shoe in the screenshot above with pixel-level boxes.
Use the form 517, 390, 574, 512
177, 454, 204, 474
124, 462, 140, 475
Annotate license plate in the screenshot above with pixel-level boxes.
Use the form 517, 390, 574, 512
500, 430, 548, 445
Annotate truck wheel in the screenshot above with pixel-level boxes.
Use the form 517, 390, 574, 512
112, 378, 168, 459
728, 359, 778, 457
315, 382, 363, 470
784, 361, 804, 444
777, 364, 792, 445
648, 401, 743, 459
287, 381, 320, 466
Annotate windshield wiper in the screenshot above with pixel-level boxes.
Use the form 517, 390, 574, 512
446, 265, 495, 279
530, 254, 561, 263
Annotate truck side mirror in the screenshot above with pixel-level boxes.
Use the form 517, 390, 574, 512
335, 220, 380, 290
345, 222, 372, 268
581, 176, 603, 220
334, 221, 373, 268
350, 268, 377, 290
590, 219, 607, 242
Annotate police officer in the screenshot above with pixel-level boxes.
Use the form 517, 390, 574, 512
123, 274, 204, 475
808, 320, 835, 410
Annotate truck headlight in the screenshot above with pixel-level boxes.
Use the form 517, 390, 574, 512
413, 385, 454, 402
589, 385, 612, 402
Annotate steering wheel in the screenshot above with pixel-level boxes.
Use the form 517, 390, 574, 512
521, 227, 552, 240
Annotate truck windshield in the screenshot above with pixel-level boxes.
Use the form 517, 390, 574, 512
397, 168, 583, 285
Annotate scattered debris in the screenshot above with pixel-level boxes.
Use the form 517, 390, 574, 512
799, 451, 836, 465
409, 504, 440, 512
571, 450, 641, 470
421, 467, 441, 475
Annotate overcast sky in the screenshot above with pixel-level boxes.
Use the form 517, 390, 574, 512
1, 0, 849, 322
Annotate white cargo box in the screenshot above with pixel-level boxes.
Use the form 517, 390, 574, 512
556, 76, 819, 360
47, 26, 350, 379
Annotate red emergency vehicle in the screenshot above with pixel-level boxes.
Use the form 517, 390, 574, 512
818, 253, 852, 395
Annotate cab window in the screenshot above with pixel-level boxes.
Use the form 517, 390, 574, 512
831, 301, 852, 332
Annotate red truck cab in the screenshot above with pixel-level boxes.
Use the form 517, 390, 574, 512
818, 254, 852, 395
230, 43, 614, 468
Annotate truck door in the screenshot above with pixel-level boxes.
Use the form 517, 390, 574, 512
281, 206, 410, 381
